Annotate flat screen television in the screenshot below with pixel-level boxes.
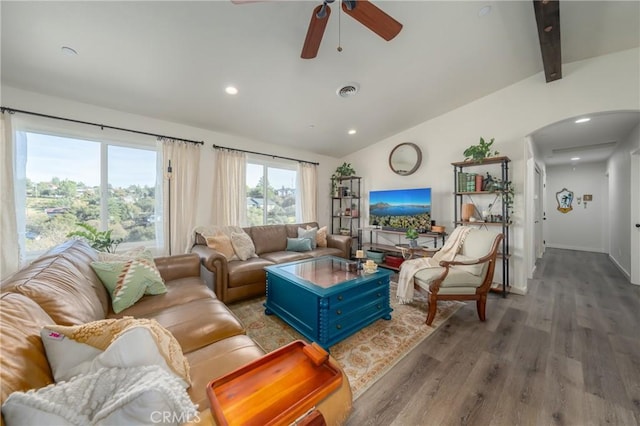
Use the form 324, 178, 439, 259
369, 187, 432, 232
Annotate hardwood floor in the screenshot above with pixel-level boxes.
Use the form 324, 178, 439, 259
347, 249, 640, 426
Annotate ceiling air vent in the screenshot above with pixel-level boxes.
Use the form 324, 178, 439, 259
337, 83, 360, 98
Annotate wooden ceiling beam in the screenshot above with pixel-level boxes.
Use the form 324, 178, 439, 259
533, 0, 562, 83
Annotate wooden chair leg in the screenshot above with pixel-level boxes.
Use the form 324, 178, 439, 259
426, 293, 438, 325
476, 295, 487, 321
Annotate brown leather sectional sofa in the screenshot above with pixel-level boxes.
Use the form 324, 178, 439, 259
0, 239, 352, 425
191, 222, 352, 303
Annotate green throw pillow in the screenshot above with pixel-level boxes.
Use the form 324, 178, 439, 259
91, 258, 167, 313
97, 248, 161, 295
286, 237, 312, 252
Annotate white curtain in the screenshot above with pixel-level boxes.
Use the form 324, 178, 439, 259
160, 139, 201, 255
296, 162, 318, 223
1, 113, 21, 279
212, 149, 246, 226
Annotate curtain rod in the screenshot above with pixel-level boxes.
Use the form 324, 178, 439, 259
213, 144, 319, 166
0, 106, 204, 145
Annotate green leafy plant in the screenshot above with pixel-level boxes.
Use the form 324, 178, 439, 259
405, 228, 419, 240
331, 162, 357, 195
66, 222, 122, 253
463, 137, 499, 162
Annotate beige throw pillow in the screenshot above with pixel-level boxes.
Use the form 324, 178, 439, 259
230, 231, 257, 261
205, 234, 236, 259
309, 225, 328, 247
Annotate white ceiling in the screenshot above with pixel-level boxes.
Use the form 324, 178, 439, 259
2, 1, 639, 159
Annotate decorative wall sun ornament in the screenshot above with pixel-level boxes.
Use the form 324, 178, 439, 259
556, 188, 574, 213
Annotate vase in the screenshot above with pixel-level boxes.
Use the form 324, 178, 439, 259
461, 203, 475, 221
409, 239, 418, 248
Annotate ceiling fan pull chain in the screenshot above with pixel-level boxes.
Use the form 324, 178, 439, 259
337, 0, 343, 52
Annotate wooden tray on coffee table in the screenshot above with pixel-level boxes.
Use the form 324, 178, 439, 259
206, 340, 343, 426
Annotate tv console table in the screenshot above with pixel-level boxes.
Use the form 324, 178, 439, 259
361, 228, 446, 271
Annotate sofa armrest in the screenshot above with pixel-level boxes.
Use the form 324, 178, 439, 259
191, 245, 229, 300
154, 253, 201, 282
326, 234, 352, 258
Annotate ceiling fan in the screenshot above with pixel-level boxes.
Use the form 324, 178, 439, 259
302, 0, 402, 59
232, 0, 402, 59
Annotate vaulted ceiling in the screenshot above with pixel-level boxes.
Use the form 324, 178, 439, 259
2, 1, 639, 159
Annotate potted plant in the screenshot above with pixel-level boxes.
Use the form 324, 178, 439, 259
67, 222, 122, 253
331, 162, 356, 197
405, 227, 419, 248
463, 137, 499, 162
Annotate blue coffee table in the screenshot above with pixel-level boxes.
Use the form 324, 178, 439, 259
264, 256, 393, 350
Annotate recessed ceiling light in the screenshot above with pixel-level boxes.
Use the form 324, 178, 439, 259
478, 5, 492, 17
571, 157, 581, 161
225, 86, 238, 95
575, 117, 590, 123
348, 129, 357, 135
61, 46, 78, 56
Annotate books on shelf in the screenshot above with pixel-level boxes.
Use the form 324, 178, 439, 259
457, 172, 484, 192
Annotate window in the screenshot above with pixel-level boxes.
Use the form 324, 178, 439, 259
19, 130, 161, 258
246, 160, 297, 226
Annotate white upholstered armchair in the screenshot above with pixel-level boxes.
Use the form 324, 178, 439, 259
413, 229, 504, 325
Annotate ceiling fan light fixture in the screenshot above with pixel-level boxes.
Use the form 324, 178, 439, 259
337, 83, 359, 98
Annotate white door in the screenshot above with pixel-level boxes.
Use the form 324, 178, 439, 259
534, 166, 544, 258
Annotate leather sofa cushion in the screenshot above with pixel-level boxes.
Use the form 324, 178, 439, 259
141, 298, 246, 353
107, 277, 216, 318
36, 239, 111, 314
0, 293, 55, 407
227, 258, 274, 289
186, 334, 265, 410
249, 225, 287, 255
260, 251, 311, 264
1, 254, 106, 326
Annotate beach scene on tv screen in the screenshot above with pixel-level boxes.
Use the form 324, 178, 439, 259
369, 187, 432, 232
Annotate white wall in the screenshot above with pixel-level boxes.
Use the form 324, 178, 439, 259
545, 162, 609, 252
607, 122, 640, 278
342, 48, 640, 294
0, 86, 341, 229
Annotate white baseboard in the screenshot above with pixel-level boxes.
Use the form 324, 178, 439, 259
608, 254, 631, 281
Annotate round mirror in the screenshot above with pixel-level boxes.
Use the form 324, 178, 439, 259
389, 143, 422, 176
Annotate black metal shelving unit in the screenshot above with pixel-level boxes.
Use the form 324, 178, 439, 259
331, 176, 361, 257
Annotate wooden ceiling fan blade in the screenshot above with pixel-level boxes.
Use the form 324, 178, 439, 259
342, 0, 402, 41
301, 4, 331, 59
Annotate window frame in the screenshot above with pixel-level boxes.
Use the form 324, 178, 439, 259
13, 115, 163, 259
246, 156, 298, 226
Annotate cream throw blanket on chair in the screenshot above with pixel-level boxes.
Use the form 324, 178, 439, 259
396, 226, 472, 304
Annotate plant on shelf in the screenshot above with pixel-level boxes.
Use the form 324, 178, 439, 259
463, 137, 499, 162
405, 227, 419, 248
331, 162, 356, 197
66, 222, 122, 253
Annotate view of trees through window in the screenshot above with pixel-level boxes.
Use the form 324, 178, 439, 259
246, 162, 296, 226
23, 132, 159, 255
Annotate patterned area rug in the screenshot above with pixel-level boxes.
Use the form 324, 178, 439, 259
228, 282, 463, 400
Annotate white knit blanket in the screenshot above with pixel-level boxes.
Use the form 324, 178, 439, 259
396, 226, 471, 304
2, 366, 198, 426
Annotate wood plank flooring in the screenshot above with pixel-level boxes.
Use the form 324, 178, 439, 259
347, 248, 640, 426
